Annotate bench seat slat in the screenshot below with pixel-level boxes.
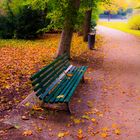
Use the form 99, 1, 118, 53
30, 53, 67, 81
54, 66, 87, 103
64, 66, 87, 103
38, 65, 74, 100
58, 66, 87, 103
33, 60, 69, 92
36, 63, 70, 96
32, 56, 69, 86
43, 66, 77, 103
49, 67, 80, 103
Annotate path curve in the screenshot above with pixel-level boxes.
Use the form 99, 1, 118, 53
93, 25, 140, 140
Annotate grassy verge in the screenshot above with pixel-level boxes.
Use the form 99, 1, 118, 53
98, 21, 140, 37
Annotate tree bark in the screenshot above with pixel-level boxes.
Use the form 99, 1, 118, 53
57, 24, 73, 58
83, 9, 92, 42
56, 0, 80, 58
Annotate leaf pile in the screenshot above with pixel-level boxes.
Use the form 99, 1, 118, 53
0, 33, 93, 114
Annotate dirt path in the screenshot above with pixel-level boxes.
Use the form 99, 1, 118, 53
1, 26, 140, 140
92, 25, 140, 139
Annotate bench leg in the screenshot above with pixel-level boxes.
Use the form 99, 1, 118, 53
81, 76, 85, 83
66, 102, 71, 114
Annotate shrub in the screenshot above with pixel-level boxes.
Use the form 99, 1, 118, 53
0, 1, 49, 39
128, 15, 140, 30
15, 5, 47, 39
0, 15, 14, 38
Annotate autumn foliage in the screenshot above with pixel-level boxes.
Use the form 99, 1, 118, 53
0, 33, 97, 112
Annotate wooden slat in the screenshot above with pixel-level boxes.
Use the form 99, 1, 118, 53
32, 57, 69, 86
38, 65, 73, 100
36, 63, 70, 96
33, 60, 69, 92
30, 53, 67, 81
48, 67, 81, 103
64, 66, 87, 103
43, 66, 76, 103
54, 66, 86, 103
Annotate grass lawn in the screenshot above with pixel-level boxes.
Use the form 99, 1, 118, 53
98, 21, 140, 37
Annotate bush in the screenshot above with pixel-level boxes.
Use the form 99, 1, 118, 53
0, 15, 14, 38
128, 15, 140, 30
0, 1, 49, 39
15, 5, 47, 39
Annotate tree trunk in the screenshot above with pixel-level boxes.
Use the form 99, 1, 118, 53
57, 24, 73, 58
83, 9, 92, 42
56, 0, 80, 58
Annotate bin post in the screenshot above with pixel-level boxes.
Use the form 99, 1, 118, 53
88, 30, 96, 50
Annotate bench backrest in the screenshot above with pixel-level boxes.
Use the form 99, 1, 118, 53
30, 53, 70, 96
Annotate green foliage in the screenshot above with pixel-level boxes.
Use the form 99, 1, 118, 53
128, 15, 140, 30
0, 0, 48, 39
15, 5, 48, 39
0, 15, 14, 38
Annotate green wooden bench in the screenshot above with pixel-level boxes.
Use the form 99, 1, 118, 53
30, 53, 88, 113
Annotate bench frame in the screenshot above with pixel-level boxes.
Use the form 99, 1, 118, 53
30, 53, 87, 113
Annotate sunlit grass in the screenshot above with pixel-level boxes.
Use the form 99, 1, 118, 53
98, 21, 140, 37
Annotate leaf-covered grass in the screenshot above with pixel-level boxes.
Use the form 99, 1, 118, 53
0, 33, 101, 112
98, 21, 140, 37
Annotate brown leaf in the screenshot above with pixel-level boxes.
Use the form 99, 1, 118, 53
22, 130, 33, 136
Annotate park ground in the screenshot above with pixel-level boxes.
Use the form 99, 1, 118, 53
0, 25, 140, 139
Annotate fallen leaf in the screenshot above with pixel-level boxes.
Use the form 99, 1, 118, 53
114, 129, 121, 135
32, 105, 43, 111
25, 102, 30, 107
58, 131, 69, 138
36, 127, 42, 132
21, 116, 29, 120
73, 119, 81, 124
22, 130, 33, 136
66, 73, 73, 77
56, 95, 64, 99
77, 129, 84, 139
112, 123, 117, 128
91, 118, 96, 123
87, 101, 93, 108
100, 132, 108, 138
81, 115, 90, 120
14, 124, 20, 129
77, 99, 82, 103
102, 127, 109, 132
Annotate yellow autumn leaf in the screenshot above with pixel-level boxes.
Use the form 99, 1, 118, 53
22, 130, 33, 136
114, 129, 121, 135
57, 95, 64, 99
100, 132, 108, 138
25, 102, 30, 107
5, 85, 10, 89
73, 119, 81, 124
91, 118, 96, 123
102, 127, 109, 132
58, 131, 69, 138
32, 105, 43, 111
112, 123, 117, 128
77, 129, 84, 139
98, 113, 103, 117
58, 132, 65, 138
81, 115, 90, 120
66, 73, 73, 77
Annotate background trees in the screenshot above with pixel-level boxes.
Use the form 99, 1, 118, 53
0, 0, 48, 39
0, 0, 101, 58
